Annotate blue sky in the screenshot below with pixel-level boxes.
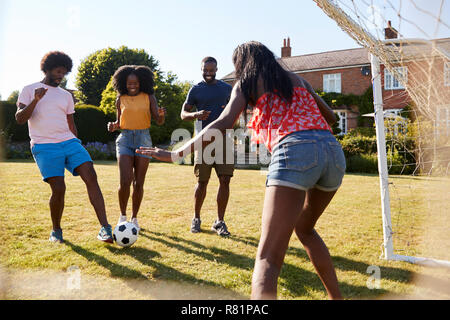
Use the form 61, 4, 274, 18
1, 0, 449, 100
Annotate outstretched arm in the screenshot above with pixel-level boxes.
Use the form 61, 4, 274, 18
137, 83, 247, 162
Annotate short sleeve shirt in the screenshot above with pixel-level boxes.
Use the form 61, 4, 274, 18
17, 82, 76, 145
185, 80, 232, 133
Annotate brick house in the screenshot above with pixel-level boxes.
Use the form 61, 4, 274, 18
222, 25, 450, 135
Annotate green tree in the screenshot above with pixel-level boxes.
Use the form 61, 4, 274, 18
7, 90, 19, 103
75, 46, 159, 106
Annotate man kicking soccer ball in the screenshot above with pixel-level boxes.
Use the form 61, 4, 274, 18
15, 51, 113, 244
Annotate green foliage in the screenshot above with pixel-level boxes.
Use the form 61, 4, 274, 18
73, 104, 115, 143
75, 46, 159, 106
316, 87, 374, 128
346, 126, 376, 137
346, 153, 379, 173
357, 87, 374, 127
340, 135, 378, 158
7, 90, 19, 103
99, 76, 117, 116
150, 75, 194, 144
331, 112, 341, 135
0, 100, 29, 142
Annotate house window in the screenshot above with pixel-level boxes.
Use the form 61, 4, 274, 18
323, 73, 341, 93
445, 62, 450, 87
436, 106, 450, 136
335, 110, 347, 134
384, 66, 407, 90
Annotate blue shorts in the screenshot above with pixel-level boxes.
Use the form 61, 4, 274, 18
31, 138, 92, 182
116, 129, 152, 159
266, 130, 346, 192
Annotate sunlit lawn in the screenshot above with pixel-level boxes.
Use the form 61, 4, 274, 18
0, 160, 449, 300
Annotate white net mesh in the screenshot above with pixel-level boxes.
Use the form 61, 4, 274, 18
313, 0, 450, 264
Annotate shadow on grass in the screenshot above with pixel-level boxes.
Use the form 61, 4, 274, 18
65, 238, 242, 298
227, 234, 419, 298
142, 230, 376, 299
64, 240, 147, 279
65, 230, 418, 299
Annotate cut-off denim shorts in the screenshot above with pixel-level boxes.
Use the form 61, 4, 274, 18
266, 130, 346, 192
116, 129, 153, 159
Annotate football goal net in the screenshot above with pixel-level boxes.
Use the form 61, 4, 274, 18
313, 0, 450, 267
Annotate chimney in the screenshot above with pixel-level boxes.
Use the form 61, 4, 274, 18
384, 21, 398, 39
281, 37, 291, 58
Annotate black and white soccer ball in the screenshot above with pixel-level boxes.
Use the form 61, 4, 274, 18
113, 222, 138, 247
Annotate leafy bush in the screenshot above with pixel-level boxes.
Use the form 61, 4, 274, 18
340, 135, 378, 158
73, 104, 115, 143
99, 76, 117, 116
3, 142, 32, 159
346, 153, 379, 174
0, 100, 29, 142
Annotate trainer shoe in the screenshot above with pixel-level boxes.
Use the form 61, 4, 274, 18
211, 220, 231, 237
131, 217, 141, 233
118, 215, 127, 224
97, 224, 113, 243
49, 229, 64, 243
191, 218, 201, 233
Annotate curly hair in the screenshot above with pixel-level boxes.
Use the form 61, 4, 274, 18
40, 51, 73, 73
232, 41, 293, 105
112, 65, 155, 95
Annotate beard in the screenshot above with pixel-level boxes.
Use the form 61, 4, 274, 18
203, 75, 216, 83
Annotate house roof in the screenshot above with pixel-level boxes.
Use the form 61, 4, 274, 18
222, 47, 369, 81
222, 37, 450, 81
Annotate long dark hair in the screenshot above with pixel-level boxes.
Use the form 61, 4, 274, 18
112, 65, 155, 95
232, 41, 293, 105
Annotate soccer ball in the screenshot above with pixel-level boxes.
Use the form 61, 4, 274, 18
113, 222, 138, 247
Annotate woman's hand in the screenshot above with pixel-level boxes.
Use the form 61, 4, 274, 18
136, 147, 177, 163
158, 107, 166, 117
107, 121, 120, 132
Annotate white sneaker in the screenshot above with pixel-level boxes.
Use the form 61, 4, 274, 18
131, 217, 141, 232
118, 215, 127, 224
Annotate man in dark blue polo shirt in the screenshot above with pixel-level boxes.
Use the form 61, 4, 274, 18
181, 56, 233, 236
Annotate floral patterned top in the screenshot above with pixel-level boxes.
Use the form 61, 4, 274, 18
247, 87, 332, 152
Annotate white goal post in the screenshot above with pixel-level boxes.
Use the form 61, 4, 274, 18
313, 0, 450, 268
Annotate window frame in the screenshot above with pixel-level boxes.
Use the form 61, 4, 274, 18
323, 73, 342, 93
384, 66, 407, 90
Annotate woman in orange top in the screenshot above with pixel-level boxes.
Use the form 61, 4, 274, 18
107, 65, 165, 231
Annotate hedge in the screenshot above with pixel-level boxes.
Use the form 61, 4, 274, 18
73, 104, 116, 143
0, 100, 29, 142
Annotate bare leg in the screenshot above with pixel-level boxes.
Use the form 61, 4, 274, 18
131, 156, 150, 219
194, 181, 208, 219
217, 175, 231, 221
294, 188, 342, 300
47, 176, 66, 230
75, 162, 109, 226
251, 186, 306, 300
118, 155, 134, 217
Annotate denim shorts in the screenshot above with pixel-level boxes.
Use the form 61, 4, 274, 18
116, 129, 152, 159
31, 138, 92, 182
266, 130, 346, 192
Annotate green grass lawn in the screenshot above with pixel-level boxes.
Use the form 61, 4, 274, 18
0, 160, 449, 300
